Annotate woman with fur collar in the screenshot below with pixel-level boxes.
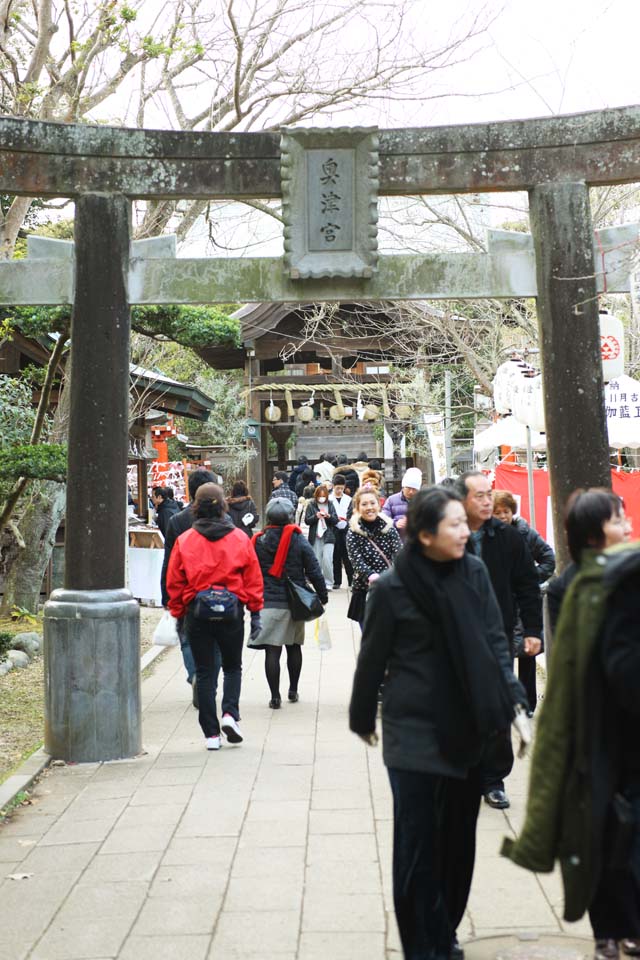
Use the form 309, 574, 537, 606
346, 487, 402, 627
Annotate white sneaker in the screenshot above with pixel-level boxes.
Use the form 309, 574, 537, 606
205, 735, 221, 750
221, 714, 243, 744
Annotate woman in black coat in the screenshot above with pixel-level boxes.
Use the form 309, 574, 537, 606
350, 486, 528, 960
304, 484, 338, 589
227, 480, 259, 536
251, 497, 328, 709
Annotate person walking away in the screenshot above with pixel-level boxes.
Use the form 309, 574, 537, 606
382, 468, 422, 538
350, 486, 529, 960
152, 486, 181, 537
305, 485, 338, 589
161, 469, 218, 705
227, 480, 259, 537
269, 471, 298, 509
334, 455, 360, 497
251, 498, 328, 708
346, 487, 401, 628
493, 490, 555, 714
295, 467, 317, 497
502, 530, 640, 960
546, 488, 631, 635
330, 473, 353, 589
288, 455, 309, 492
313, 453, 336, 487
166, 483, 263, 750
457, 471, 542, 810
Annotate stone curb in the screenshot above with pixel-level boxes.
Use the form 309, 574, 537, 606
0, 642, 169, 817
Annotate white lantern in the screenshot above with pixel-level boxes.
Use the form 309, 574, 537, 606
394, 403, 412, 420
329, 404, 346, 421
297, 405, 314, 422
600, 310, 625, 382
363, 404, 379, 420
265, 402, 282, 422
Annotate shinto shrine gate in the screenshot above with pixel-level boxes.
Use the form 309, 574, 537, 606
1, 105, 639, 761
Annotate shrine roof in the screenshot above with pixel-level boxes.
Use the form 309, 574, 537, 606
130, 365, 215, 421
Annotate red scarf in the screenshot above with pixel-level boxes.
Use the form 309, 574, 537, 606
252, 524, 301, 578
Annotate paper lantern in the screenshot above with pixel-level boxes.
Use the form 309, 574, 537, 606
329, 404, 346, 421
265, 403, 282, 422
394, 403, 412, 420
600, 310, 624, 382
363, 404, 379, 420
297, 405, 314, 422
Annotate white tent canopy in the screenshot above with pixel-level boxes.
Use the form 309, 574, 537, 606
474, 416, 546, 454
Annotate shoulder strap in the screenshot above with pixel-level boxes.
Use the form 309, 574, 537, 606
364, 533, 392, 568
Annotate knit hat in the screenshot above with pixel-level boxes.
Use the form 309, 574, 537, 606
402, 467, 422, 490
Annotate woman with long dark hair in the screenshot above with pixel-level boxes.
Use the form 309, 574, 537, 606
166, 483, 263, 750
350, 486, 527, 960
227, 479, 259, 537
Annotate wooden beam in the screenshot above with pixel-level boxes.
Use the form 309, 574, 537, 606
2, 105, 640, 198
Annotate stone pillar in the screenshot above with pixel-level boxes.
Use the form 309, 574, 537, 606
529, 181, 610, 568
44, 194, 141, 762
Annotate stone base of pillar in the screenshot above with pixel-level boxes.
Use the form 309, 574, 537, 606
43, 588, 141, 763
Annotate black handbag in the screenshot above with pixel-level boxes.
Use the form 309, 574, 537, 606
285, 577, 324, 622
192, 585, 240, 622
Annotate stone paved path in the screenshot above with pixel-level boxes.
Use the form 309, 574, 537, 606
0, 591, 592, 959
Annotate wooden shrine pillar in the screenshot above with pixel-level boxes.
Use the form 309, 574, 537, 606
529, 181, 611, 568
43, 195, 141, 762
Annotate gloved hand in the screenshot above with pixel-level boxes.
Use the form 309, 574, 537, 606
250, 612, 262, 641
512, 703, 533, 758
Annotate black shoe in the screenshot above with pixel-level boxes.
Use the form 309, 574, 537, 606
483, 789, 510, 809
269, 697, 281, 709
451, 935, 464, 960
191, 678, 199, 709
622, 941, 640, 957
595, 940, 619, 960
288, 690, 299, 703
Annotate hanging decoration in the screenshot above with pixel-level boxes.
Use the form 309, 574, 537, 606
297, 389, 315, 422
284, 388, 295, 419
394, 403, 412, 420
329, 387, 346, 421
363, 403, 379, 420
265, 393, 282, 422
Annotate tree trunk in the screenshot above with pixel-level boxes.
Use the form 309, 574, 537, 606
0, 196, 33, 259
0, 481, 66, 614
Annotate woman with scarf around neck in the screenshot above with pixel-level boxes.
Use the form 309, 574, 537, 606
250, 498, 328, 708
349, 486, 528, 960
346, 486, 401, 628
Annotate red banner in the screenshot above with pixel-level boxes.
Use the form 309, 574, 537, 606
493, 463, 640, 544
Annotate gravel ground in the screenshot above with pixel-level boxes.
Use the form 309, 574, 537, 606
0, 604, 164, 786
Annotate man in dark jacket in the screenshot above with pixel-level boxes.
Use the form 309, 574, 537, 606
160, 469, 218, 705
458, 471, 542, 809
152, 486, 181, 537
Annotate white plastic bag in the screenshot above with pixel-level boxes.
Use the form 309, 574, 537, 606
153, 610, 179, 647
314, 614, 332, 651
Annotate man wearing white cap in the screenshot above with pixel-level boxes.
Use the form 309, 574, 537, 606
381, 467, 422, 537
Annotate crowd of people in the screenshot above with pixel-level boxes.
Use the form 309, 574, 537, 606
153, 457, 639, 960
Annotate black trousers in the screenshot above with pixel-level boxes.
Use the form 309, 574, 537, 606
589, 791, 640, 939
333, 527, 353, 587
187, 609, 244, 738
517, 655, 537, 713
388, 766, 482, 960
480, 727, 514, 794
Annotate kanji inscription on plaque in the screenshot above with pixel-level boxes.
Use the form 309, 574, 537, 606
281, 127, 379, 279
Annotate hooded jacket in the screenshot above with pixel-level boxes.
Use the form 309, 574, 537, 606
166, 517, 263, 618
502, 543, 640, 921
512, 516, 556, 582
227, 495, 259, 536
156, 496, 181, 537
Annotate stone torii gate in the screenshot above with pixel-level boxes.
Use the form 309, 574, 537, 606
1, 106, 639, 762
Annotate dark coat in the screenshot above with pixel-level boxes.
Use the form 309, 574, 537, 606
288, 463, 308, 492
349, 553, 524, 778
160, 505, 194, 606
513, 517, 556, 582
254, 527, 328, 608
227, 496, 259, 536
156, 497, 181, 538
546, 563, 578, 635
305, 499, 338, 546
333, 465, 359, 496
467, 517, 542, 639
502, 544, 640, 921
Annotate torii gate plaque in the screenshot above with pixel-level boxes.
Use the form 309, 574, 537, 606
1, 106, 639, 761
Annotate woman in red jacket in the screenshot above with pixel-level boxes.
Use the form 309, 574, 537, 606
167, 483, 264, 750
